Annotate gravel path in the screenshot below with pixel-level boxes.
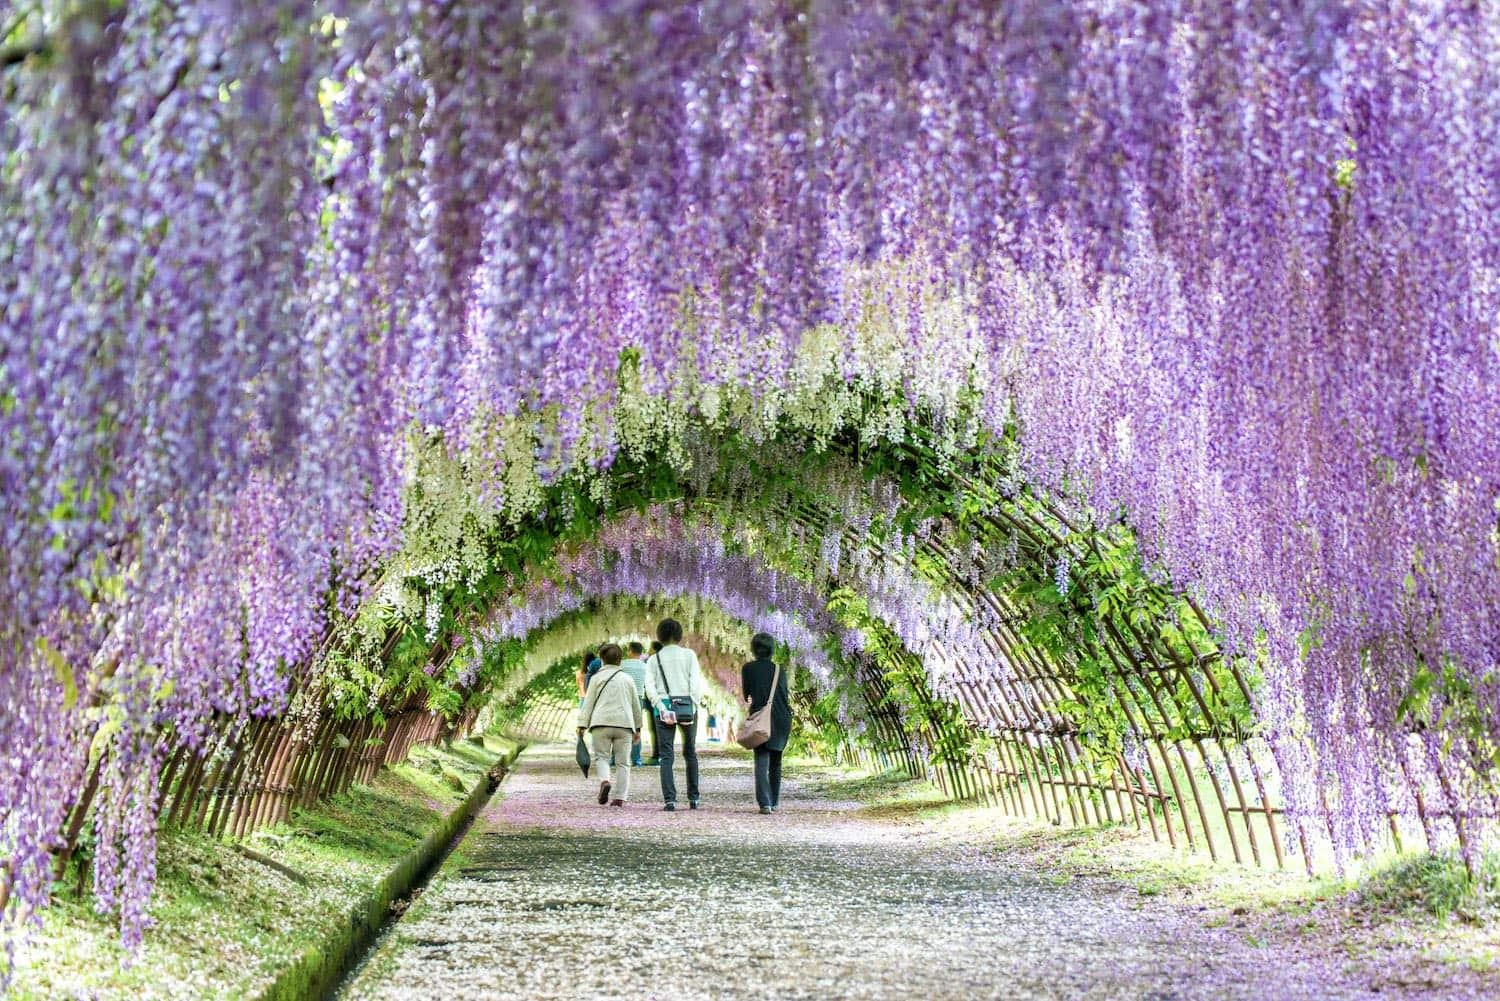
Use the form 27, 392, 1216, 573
338, 743, 1466, 1000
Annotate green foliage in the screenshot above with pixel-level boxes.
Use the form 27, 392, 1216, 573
1334, 157, 1357, 191
824, 586, 979, 768
1357, 851, 1500, 921
786, 689, 849, 760
489, 658, 581, 729
1398, 660, 1500, 773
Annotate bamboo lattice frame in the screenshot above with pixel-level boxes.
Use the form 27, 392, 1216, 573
54, 427, 1468, 878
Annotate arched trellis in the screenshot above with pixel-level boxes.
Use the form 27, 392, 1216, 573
414, 422, 1476, 871
46, 412, 1473, 898
760, 476, 1283, 867
370, 437, 1293, 867
487, 602, 764, 743
465, 597, 921, 780
397, 492, 1268, 870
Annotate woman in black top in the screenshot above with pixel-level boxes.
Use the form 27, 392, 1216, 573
741, 632, 793, 814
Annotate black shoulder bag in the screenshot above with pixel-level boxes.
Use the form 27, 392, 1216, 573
654, 653, 697, 725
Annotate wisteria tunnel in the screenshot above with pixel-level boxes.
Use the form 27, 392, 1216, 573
3, 2, 1499, 999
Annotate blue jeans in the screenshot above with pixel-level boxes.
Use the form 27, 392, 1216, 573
630, 731, 643, 767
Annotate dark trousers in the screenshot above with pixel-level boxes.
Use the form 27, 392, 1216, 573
655, 716, 699, 804
643, 702, 657, 760
754, 746, 783, 808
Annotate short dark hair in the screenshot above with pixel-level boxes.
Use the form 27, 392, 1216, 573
650, 640, 663, 653
599, 643, 623, 666
656, 618, 683, 644
627, 641, 645, 656
751, 632, 776, 659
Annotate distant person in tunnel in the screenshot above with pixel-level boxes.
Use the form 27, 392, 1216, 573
576, 648, 598, 700
741, 632, 792, 814
641, 639, 665, 765
645, 618, 705, 811
577, 643, 642, 807
620, 640, 649, 767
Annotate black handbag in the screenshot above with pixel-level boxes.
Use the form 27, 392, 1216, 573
654, 654, 697, 725
575, 733, 591, 776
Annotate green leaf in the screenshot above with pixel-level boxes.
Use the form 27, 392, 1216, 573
38, 636, 78, 710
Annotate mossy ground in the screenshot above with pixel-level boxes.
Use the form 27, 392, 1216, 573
9, 735, 515, 1001
800, 758, 1500, 982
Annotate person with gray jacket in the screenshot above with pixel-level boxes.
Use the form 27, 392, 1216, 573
577, 643, 643, 807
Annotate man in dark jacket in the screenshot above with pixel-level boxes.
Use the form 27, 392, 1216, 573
741, 632, 793, 813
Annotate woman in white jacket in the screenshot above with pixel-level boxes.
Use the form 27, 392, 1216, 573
577, 643, 643, 807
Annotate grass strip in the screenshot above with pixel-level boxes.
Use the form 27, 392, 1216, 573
10, 735, 519, 1001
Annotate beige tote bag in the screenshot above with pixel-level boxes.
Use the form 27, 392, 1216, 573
736, 663, 781, 749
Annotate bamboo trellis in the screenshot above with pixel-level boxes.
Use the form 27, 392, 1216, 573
149, 705, 459, 843
52, 425, 1479, 883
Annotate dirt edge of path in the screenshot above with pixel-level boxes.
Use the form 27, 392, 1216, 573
257, 746, 521, 1001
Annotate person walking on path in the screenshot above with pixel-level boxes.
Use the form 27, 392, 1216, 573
575, 648, 598, 699
741, 632, 793, 814
620, 641, 649, 768
576, 651, 594, 696
644, 618, 705, 811
640, 640, 664, 764
577, 643, 642, 807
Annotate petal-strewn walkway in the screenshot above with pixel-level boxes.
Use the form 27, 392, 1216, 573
338, 744, 1464, 1000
